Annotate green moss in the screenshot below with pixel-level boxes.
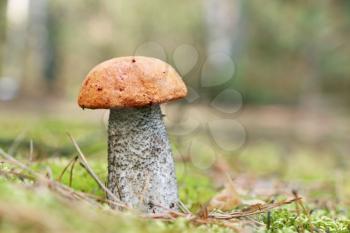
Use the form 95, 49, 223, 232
0, 117, 349, 232
260, 208, 350, 233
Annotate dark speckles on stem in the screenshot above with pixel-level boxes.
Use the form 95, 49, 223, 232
148, 201, 154, 209
97, 87, 103, 91
170, 203, 175, 209
132, 59, 136, 63
107, 105, 179, 213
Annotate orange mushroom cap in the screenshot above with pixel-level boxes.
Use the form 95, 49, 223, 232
78, 56, 187, 109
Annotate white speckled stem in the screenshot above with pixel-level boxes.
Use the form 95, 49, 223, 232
107, 105, 178, 213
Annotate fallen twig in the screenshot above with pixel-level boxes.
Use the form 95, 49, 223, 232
178, 200, 191, 214
206, 197, 301, 220
8, 130, 28, 156
67, 134, 127, 209
57, 156, 78, 185
69, 156, 78, 187
29, 139, 34, 162
0, 146, 105, 207
0, 148, 39, 177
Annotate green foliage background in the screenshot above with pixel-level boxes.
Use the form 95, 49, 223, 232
1, 1, 349, 105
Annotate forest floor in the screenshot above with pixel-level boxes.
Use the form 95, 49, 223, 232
0, 110, 349, 233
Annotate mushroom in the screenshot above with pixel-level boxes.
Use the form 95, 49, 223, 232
77, 56, 187, 213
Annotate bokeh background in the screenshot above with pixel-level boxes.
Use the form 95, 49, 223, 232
1, 0, 350, 206
1, 0, 350, 104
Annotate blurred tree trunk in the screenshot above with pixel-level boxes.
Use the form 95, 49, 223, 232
204, 0, 243, 57
296, 1, 329, 145
0, 0, 30, 100
0, 0, 58, 101
203, 0, 244, 100
26, 0, 57, 98
298, 3, 323, 107
0, 1, 7, 75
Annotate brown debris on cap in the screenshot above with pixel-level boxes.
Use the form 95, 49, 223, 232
78, 56, 187, 109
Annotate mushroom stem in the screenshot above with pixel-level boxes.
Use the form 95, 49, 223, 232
107, 105, 178, 213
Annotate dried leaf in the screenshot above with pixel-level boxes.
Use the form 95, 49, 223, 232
208, 181, 241, 211
197, 204, 209, 219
